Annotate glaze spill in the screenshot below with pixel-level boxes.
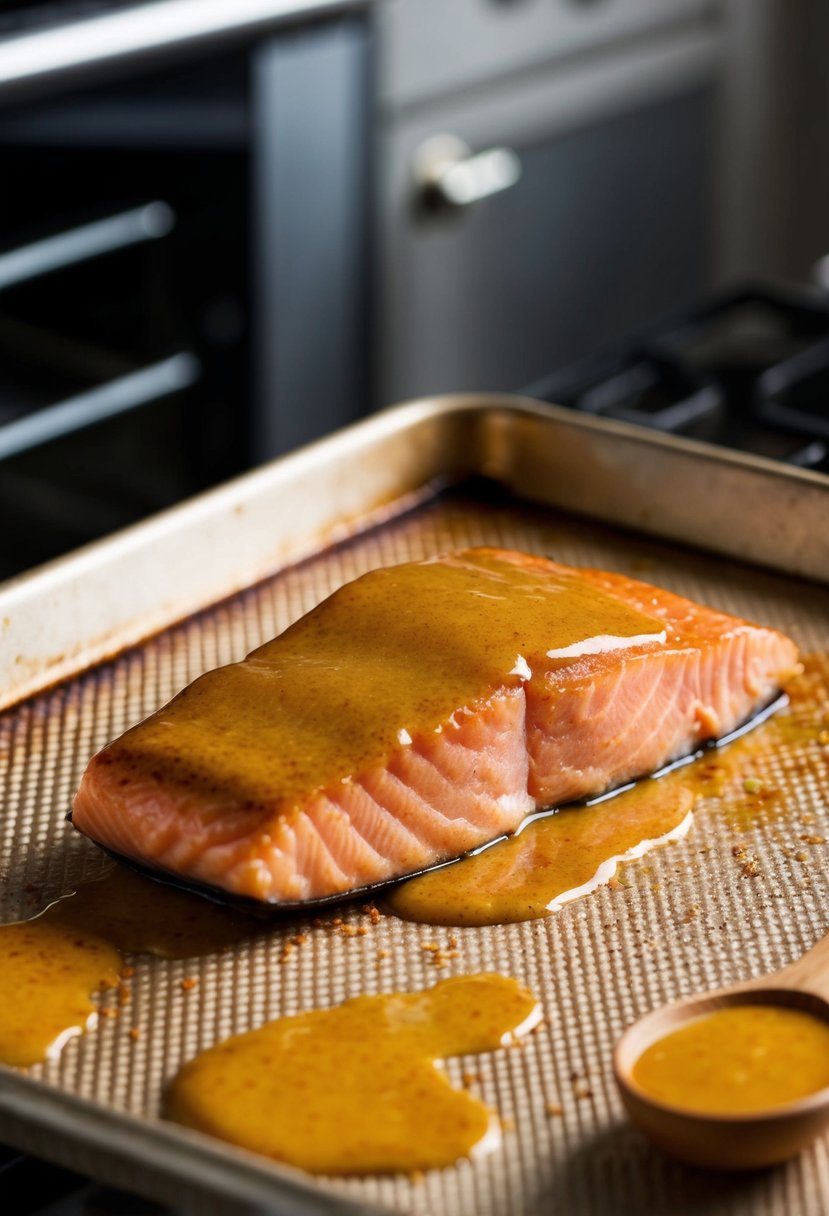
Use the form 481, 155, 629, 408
386, 655, 829, 926
166, 973, 541, 1174
386, 778, 694, 926
0, 865, 261, 1065
0, 920, 121, 1067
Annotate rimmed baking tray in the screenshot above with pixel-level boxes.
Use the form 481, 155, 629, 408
1, 394, 828, 1216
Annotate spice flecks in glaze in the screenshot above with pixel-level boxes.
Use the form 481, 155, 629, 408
166, 973, 540, 1174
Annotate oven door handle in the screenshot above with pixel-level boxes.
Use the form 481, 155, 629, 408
0, 352, 199, 461
0, 202, 174, 291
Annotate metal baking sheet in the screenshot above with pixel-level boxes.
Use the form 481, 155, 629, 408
1, 395, 828, 1216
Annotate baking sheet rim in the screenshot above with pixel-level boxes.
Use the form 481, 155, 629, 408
0, 392, 826, 714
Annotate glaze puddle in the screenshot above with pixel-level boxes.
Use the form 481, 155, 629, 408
0, 865, 261, 1065
386, 777, 694, 926
166, 973, 540, 1174
0, 919, 121, 1067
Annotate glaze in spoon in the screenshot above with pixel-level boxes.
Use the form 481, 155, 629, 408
614, 932, 829, 1170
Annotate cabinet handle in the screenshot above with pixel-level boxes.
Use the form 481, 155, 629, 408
414, 134, 521, 210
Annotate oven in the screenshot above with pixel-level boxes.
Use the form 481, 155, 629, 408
0, 0, 371, 580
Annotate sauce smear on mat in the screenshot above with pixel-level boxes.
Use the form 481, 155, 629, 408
387, 778, 694, 926
632, 1005, 829, 1114
0, 921, 121, 1067
166, 973, 540, 1174
0, 866, 260, 1066
38, 865, 260, 958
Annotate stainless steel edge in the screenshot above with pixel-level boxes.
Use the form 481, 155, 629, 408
0, 393, 826, 714
0, 393, 485, 711
479, 398, 829, 582
0, 0, 367, 99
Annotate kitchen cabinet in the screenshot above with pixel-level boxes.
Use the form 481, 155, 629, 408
377, 0, 717, 107
372, 0, 773, 403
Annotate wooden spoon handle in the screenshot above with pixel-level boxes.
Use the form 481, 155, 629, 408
772, 931, 829, 999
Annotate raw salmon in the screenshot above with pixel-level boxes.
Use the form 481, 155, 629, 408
70, 549, 799, 904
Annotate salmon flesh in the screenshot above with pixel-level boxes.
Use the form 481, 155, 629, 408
70, 549, 799, 905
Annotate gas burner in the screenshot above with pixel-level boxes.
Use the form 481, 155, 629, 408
528, 283, 829, 475
758, 335, 829, 446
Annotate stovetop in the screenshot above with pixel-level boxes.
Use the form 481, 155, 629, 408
527, 282, 829, 475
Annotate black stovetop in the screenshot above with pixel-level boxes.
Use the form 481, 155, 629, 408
527, 282, 829, 475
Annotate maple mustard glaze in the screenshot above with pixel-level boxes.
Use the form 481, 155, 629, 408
0, 866, 261, 1067
102, 550, 664, 810
632, 1005, 829, 1115
386, 775, 694, 926
166, 973, 541, 1174
0, 921, 120, 1067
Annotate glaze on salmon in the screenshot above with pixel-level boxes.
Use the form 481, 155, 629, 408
71, 550, 799, 904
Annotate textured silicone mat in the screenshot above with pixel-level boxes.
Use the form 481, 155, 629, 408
1, 483, 828, 1216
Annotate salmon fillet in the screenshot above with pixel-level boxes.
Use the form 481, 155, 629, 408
70, 549, 799, 905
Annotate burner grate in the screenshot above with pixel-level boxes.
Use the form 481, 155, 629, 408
528, 283, 829, 475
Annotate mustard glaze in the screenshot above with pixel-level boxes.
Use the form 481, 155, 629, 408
166, 973, 540, 1174
103, 550, 664, 811
0, 920, 121, 1067
0, 865, 261, 1066
386, 777, 694, 926
632, 1005, 829, 1114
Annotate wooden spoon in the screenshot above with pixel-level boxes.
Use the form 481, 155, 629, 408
614, 934, 829, 1170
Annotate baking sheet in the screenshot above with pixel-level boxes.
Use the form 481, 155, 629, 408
1, 397, 828, 1216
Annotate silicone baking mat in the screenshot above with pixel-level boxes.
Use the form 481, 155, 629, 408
1, 482, 828, 1216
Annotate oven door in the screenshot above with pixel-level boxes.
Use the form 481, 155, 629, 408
0, 13, 371, 580
0, 202, 206, 579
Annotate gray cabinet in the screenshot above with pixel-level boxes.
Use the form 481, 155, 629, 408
375, 3, 726, 402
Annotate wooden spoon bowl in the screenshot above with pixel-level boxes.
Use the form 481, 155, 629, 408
614, 935, 829, 1170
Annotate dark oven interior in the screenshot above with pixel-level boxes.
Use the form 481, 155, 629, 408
0, 11, 369, 581
0, 52, 250, 577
